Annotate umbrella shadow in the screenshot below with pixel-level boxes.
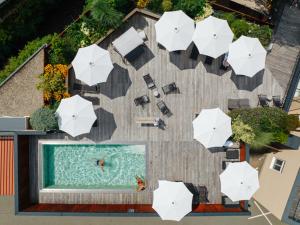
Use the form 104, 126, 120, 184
184, 183, 209, 208
126, 45, 155, 70
92, 107, 117, 142
169, 44, 201, 70
207, 147, 226, 153
201, 55, 229, 77
99, 63, 132, 99
230, 69, 264, 91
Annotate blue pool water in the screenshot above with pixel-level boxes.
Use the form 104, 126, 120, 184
42, 144, 146, 189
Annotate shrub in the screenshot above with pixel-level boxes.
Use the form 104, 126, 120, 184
174, 0, 206, 18
214, 11, 236, 25
115, 0, 135, 13
88, 0, 123, 29
162, 0, 173, 11
37, 64, 69, 104
195, 3, 213, 21
249, 24, 272, 47
147, 0, 163, 13
229, 107, 297, 148
0, 35, 53, 84
230, 19, 250, 39
232, 116, 255, 144
30, 107, 58, 131
137, 0, 151, 8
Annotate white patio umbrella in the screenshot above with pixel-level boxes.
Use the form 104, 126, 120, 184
155, 10, 194, 52
192, 16, 234, 59
152, 180, 193, 221
192, 108, 232, 148
220, 161, 259, 201
55, 95, 97, 137
72, 44, 114, 86
227, 36, 267, 77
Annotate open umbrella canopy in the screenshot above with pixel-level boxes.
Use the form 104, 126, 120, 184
152, 180, 193, 221
193, 108, 232, 148
192, 16, 233, 59
220, 161, 259, 201
72, 44, 114, 86
227, 36, 267, 77
155, 10, 194, 52
55, 95, 97, 137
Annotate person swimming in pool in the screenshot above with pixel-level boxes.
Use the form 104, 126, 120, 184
135, 175, 145, 192
96, 159, 105, 172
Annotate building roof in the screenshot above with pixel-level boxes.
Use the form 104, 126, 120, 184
254, 149, 300, 220
0, 136, 14, 196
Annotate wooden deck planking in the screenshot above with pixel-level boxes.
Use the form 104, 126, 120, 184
33, 12, 290, 205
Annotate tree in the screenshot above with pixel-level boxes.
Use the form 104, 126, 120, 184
30, 107, 58, 131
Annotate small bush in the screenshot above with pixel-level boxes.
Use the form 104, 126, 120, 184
0, 34, 53, 84
249, 24, 272, 47
162, 0, 173, 11
30, 107, 58, 131
214, 11, 236, 25
250, 132, 274, 149
230, 19, 250, 39
37, 64, 69, 104
232, 116, 255, 144
88, 0, 123, 29
174, 0, 206, 18
195, 3, 213, 21
137, 0, 151, 8
147, 0, 163, 13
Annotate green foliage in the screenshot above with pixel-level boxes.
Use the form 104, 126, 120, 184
162, 0, 173, 11
229, 107, 297, 148
147, 0, 163, 13
250, 132, 274, 149
30, 107, 58, 131
232, 116, 255, 144
249, 25, 272, 47
174, 0, 206, 18
230, 19, 250, 39
87, 0, 123, 29
0, 35, 53, 84
115, 0, 135, 13
214, 11, 272, 46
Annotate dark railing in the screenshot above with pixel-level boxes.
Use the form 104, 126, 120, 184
283, 52, 300, 112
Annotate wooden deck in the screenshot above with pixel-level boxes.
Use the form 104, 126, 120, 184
30, 11, 290, 206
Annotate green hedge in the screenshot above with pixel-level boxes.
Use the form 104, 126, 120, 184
214, 11, 272, 46
0, 35, 53, 84
229, 107, 299, 149
30, 107, 58, 131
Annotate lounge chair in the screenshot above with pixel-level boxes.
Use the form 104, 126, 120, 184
73, 83, 99, 93
204, 56, 213, 65
134, 95, 150, 107
162, 82, 178, 95
157, 100, 171, 115
228, 99, 250, 110
190, 45, 199, 60
173, 50, 181, 55
272, 96, 283, 108
258, 94, 271, 107
198, 186, 208, 203
143, 74, 156, 89
226, 149, 239, 161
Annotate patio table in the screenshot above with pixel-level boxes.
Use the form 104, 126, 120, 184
112, 27, 144, 58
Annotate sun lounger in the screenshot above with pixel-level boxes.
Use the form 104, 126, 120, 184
226, 149, 240, 161
143, 74, 156, 89
258, 94, 271, 107
162, 82, 178, 95
157, 100, 171, 116
134, 95, 150, 107
135, 117, 157, 125
204, 56, 213, 65
228, 99, 250, 110
272, 96, 283, 108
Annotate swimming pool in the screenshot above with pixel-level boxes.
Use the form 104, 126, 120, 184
41, 143, 146, 190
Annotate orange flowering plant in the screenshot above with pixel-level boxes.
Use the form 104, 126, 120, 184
37, 64, 70, 105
